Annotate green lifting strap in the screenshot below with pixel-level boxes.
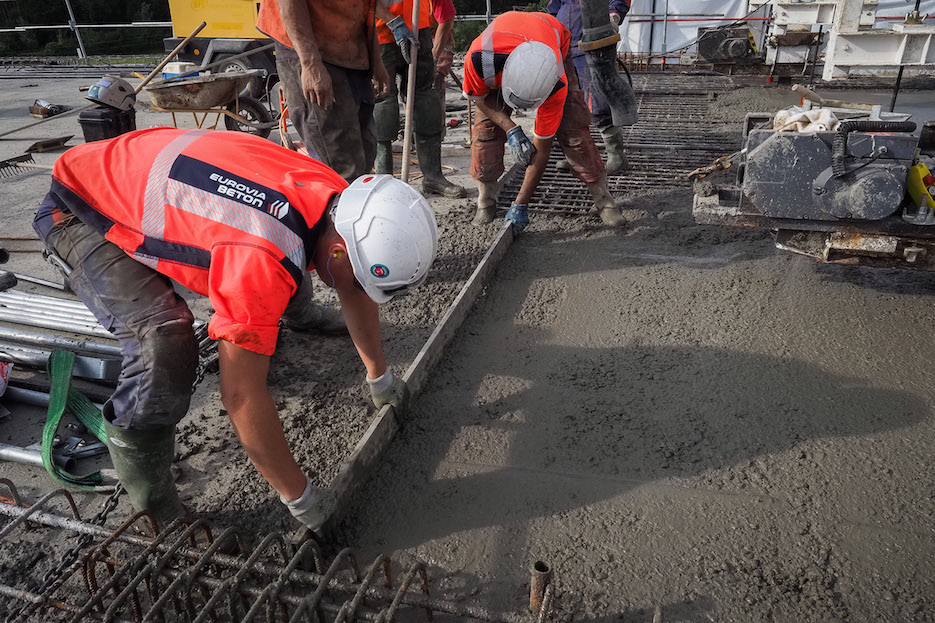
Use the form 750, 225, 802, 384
43, 350, 107, 490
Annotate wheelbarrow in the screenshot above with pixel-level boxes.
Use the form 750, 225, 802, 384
144, 70, 276, 139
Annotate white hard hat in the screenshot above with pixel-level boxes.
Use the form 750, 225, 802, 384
501, 41, 561, 110
86, 74, 136, 111
333, 175, 438, 304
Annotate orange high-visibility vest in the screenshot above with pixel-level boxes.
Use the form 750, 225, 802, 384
462, 12, 571, 139
49, 128, 346, 355
376, 0, 433, 45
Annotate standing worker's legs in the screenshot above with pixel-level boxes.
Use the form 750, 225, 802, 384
374, 42, 404, 175
276, 43, 376, 183
469, 92, 510, 224
556, 90, 625, 227
411, 29, 465, 198
571, 55, 628, 175
43, 216, 198, 524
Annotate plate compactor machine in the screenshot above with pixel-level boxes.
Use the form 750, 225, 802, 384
693, 112, 935, 269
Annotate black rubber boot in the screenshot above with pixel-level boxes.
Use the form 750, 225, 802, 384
417, 134, 466, 198
103, 420, 186, 526
375, 141, 394, 175
600, 126, 629, 174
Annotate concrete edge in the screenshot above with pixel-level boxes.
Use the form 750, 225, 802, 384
323, 222, 515, 531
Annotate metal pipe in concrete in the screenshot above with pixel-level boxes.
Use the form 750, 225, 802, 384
529, 560, 553, 613
0, 304, 99, 326
0, 326, 119, 356
0, 443, 74, 471
2, 386, 105, 410
0, 297, 99, 320
0, 309, 112, 338
0, 291, 89, 310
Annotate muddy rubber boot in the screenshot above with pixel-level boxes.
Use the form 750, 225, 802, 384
103, 420, 186, 526
600, 126, 629, 175
417, 135, 466, 198
586, 178, 626, 227
375, 141, 394, 175
473, 180, 499, 225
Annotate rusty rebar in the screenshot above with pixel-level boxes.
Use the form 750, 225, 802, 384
529, 561, 553, 614
1, 487, 558, 623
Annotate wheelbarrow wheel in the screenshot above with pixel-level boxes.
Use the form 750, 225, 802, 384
225, 96, 272, 139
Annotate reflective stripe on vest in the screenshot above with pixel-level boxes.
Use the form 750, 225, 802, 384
534, 13, 563, 50
140, 130, 308, 279
481, 24, 496, 88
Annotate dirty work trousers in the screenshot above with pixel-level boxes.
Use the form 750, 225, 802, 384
470, 88, 605, 184
275, 43, 376, 183
373, 28, 442, 143
36, 210, 318, 431
571, 54, 613, 129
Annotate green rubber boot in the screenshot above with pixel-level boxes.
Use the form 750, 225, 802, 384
417, 134, 465, 198
600, 126, 629, 175
103, 420, 186, 525
375, 141, 394, 175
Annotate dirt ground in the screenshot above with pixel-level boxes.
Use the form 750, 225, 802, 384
2, 68, 935, 623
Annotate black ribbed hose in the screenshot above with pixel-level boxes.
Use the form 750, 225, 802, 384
831, 120, 916, 178
578, 0, 639, 126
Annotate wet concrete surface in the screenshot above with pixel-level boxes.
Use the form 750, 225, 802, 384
1, 70, 935, 622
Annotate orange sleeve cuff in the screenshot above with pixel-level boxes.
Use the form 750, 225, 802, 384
209, 315, 280, 356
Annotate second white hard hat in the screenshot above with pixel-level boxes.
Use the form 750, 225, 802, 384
333, 175, 438, 304
501, 40, 562, 111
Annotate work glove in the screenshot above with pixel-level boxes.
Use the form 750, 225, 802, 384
505, 202, 530, 233
387, 16, 419, 64
368, 369, 410, 416
281, 475, 337, 532
610, 12, 622, 28
506, 126, 536, 168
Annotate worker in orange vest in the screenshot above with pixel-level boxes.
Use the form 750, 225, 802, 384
33, 128, 438, 531
430, 0, 457, 136
373, 0, 466, 198
463, 11, 625, 227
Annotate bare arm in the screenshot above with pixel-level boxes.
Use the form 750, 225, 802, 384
433, 19, 454, 60
516, 136, 553, 204
374, 2, 394, 23
474, 97, 516, 134
336, 284, 387, 379
279, 0, 334, 109
219, 340, 307, 500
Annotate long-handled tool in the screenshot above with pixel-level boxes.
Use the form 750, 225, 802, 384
0, 21, 206, 141
400, 0, 422, 183
791, 84, 875, 111
0, 154, 54, 179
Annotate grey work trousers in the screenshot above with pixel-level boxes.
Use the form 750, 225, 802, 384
41, 215, 316, 430
275, 42, 376, 183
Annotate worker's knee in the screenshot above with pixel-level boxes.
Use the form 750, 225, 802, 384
112, 311, 197, 430
474, 120, 505, 143
470, 137, 505, 182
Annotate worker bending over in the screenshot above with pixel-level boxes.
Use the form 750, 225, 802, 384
374, 0, 465, 198
463, 11, 625, 227
33, 128, 438, 531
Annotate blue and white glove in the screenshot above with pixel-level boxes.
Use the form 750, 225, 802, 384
506, 126, 536, 167
505, 202, 530, 233
387, 16, 419, 64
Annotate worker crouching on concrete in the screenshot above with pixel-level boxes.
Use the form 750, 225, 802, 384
33, 128, 438, 531
463, 11, 625, 228
373, 0, 465, 198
